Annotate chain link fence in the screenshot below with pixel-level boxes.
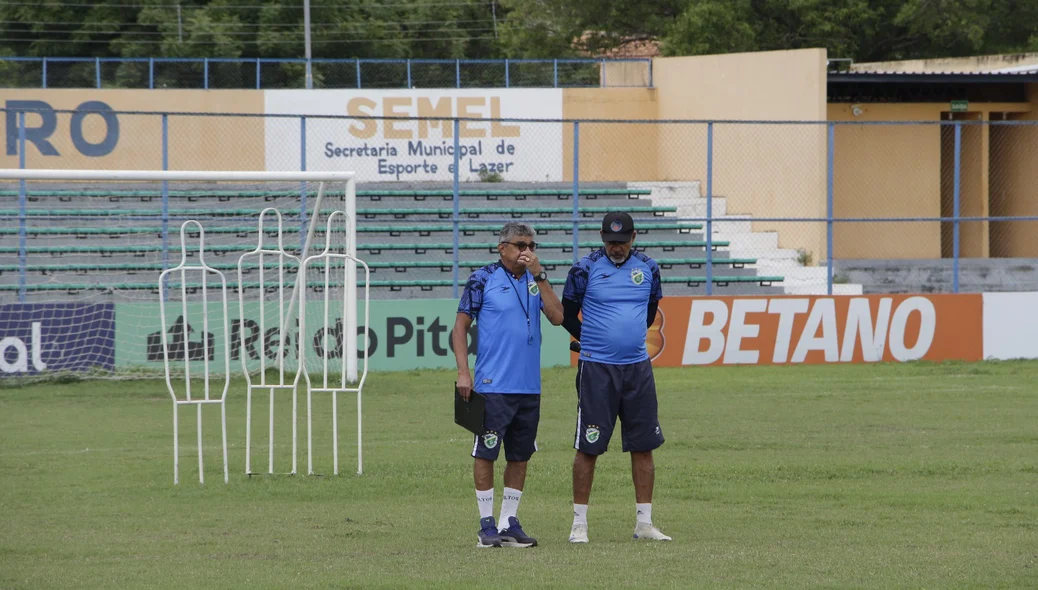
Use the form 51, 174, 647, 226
2, 108, 1037, 302
0, 58, 652, 90
831, 119, 1038, 293
0, 59, 44, 88
989, 120, 1038, 259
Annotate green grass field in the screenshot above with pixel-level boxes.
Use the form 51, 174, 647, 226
2, 361, 1038, 589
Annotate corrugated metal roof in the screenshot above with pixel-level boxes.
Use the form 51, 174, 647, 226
992, 64, 1038, 74
828, 70, 1038, 83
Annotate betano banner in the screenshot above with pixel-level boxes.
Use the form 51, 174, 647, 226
574, 293, 1038, 367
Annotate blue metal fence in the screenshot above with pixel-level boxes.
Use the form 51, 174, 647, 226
0, 57, 653, 89
2, 108, 1036, 301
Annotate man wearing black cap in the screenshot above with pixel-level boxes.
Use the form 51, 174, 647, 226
561, 211, 671, 543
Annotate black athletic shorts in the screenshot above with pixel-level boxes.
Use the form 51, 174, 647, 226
573, 359, 664, 455
471, 393, 540, 462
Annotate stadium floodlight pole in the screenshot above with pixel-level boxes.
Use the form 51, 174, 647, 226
304, 0, 313, 89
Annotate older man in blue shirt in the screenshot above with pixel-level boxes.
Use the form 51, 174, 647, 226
453, 222, 563, 548
562, 211, 671, 544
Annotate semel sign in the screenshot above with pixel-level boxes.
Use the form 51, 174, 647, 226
636, 295, 985, 367
264, 89, 563, 182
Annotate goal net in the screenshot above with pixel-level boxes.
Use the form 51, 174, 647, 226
0, 169, 359, 384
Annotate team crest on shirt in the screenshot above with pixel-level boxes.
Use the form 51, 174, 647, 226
630, 269, 645, 285
483, 432, 499, 449
585, 426, 600, 443
527, 280, 539, 295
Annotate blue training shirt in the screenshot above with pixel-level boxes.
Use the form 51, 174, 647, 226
457, 262, 545, 394
563, 249, 663, 365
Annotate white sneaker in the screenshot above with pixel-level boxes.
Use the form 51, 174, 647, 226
633, 522, 672, 541
569, 522, 589, 543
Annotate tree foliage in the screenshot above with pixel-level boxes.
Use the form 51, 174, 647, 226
499, 0, 1038, 61
0, 0, 1035, 62
0, 0, 504, 60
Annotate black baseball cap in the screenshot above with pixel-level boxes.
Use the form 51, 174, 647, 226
601, 211, 635, 242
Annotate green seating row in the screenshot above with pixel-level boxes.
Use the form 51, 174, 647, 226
1, 258, 756, 274
0, 275, 782, 293
6, 187, 652, 199
0, 206, 677, 217
0, 240, 728, 255
0, 221, 703, 237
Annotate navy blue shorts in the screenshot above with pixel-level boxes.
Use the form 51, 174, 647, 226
471, 393, 540, 462
574, 359, 664, 455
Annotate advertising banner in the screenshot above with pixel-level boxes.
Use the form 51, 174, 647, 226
116, 299, 570, 373
264, 89, 564, 181
574, 294, 989, 367
0, 89, 264, 171
0, 303, 115, 376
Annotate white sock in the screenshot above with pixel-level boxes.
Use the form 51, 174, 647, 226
636, 503, 652, 525
573, 503, 588, 526
476, 488, 494, 520
499, 487, 523, 529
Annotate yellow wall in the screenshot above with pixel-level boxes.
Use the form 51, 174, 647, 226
0, 90, 265, 171
828, 104, 942, 259
990, 84, 1038, 256
654, 49, 830, 259
561, 88, 658, 182
601, 61, 652, 87
828, 101, 1033, 259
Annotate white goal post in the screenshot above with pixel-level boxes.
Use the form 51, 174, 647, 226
0, 168, 360, 380
0, 168, 368, 482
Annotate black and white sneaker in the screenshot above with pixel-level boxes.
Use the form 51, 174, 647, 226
498, 516, 536, 548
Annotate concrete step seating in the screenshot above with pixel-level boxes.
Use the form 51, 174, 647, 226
0, 184, 785, 297
0, 274, 784, 294
0, 220, 703, 238
0, 240, 729, 257
0, 205, 678, 220
1, 257, 756, 274
6, 186, 653, 203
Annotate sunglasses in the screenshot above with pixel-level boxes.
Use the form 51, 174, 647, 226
502, 241, 538, 251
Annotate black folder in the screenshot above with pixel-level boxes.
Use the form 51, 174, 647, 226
454, 384, 486, 435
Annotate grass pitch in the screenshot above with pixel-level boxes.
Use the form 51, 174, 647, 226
2, 361, 1037, 589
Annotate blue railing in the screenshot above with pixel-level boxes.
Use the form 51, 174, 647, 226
0, 57, 653, 90
2, 109, 1036, 300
